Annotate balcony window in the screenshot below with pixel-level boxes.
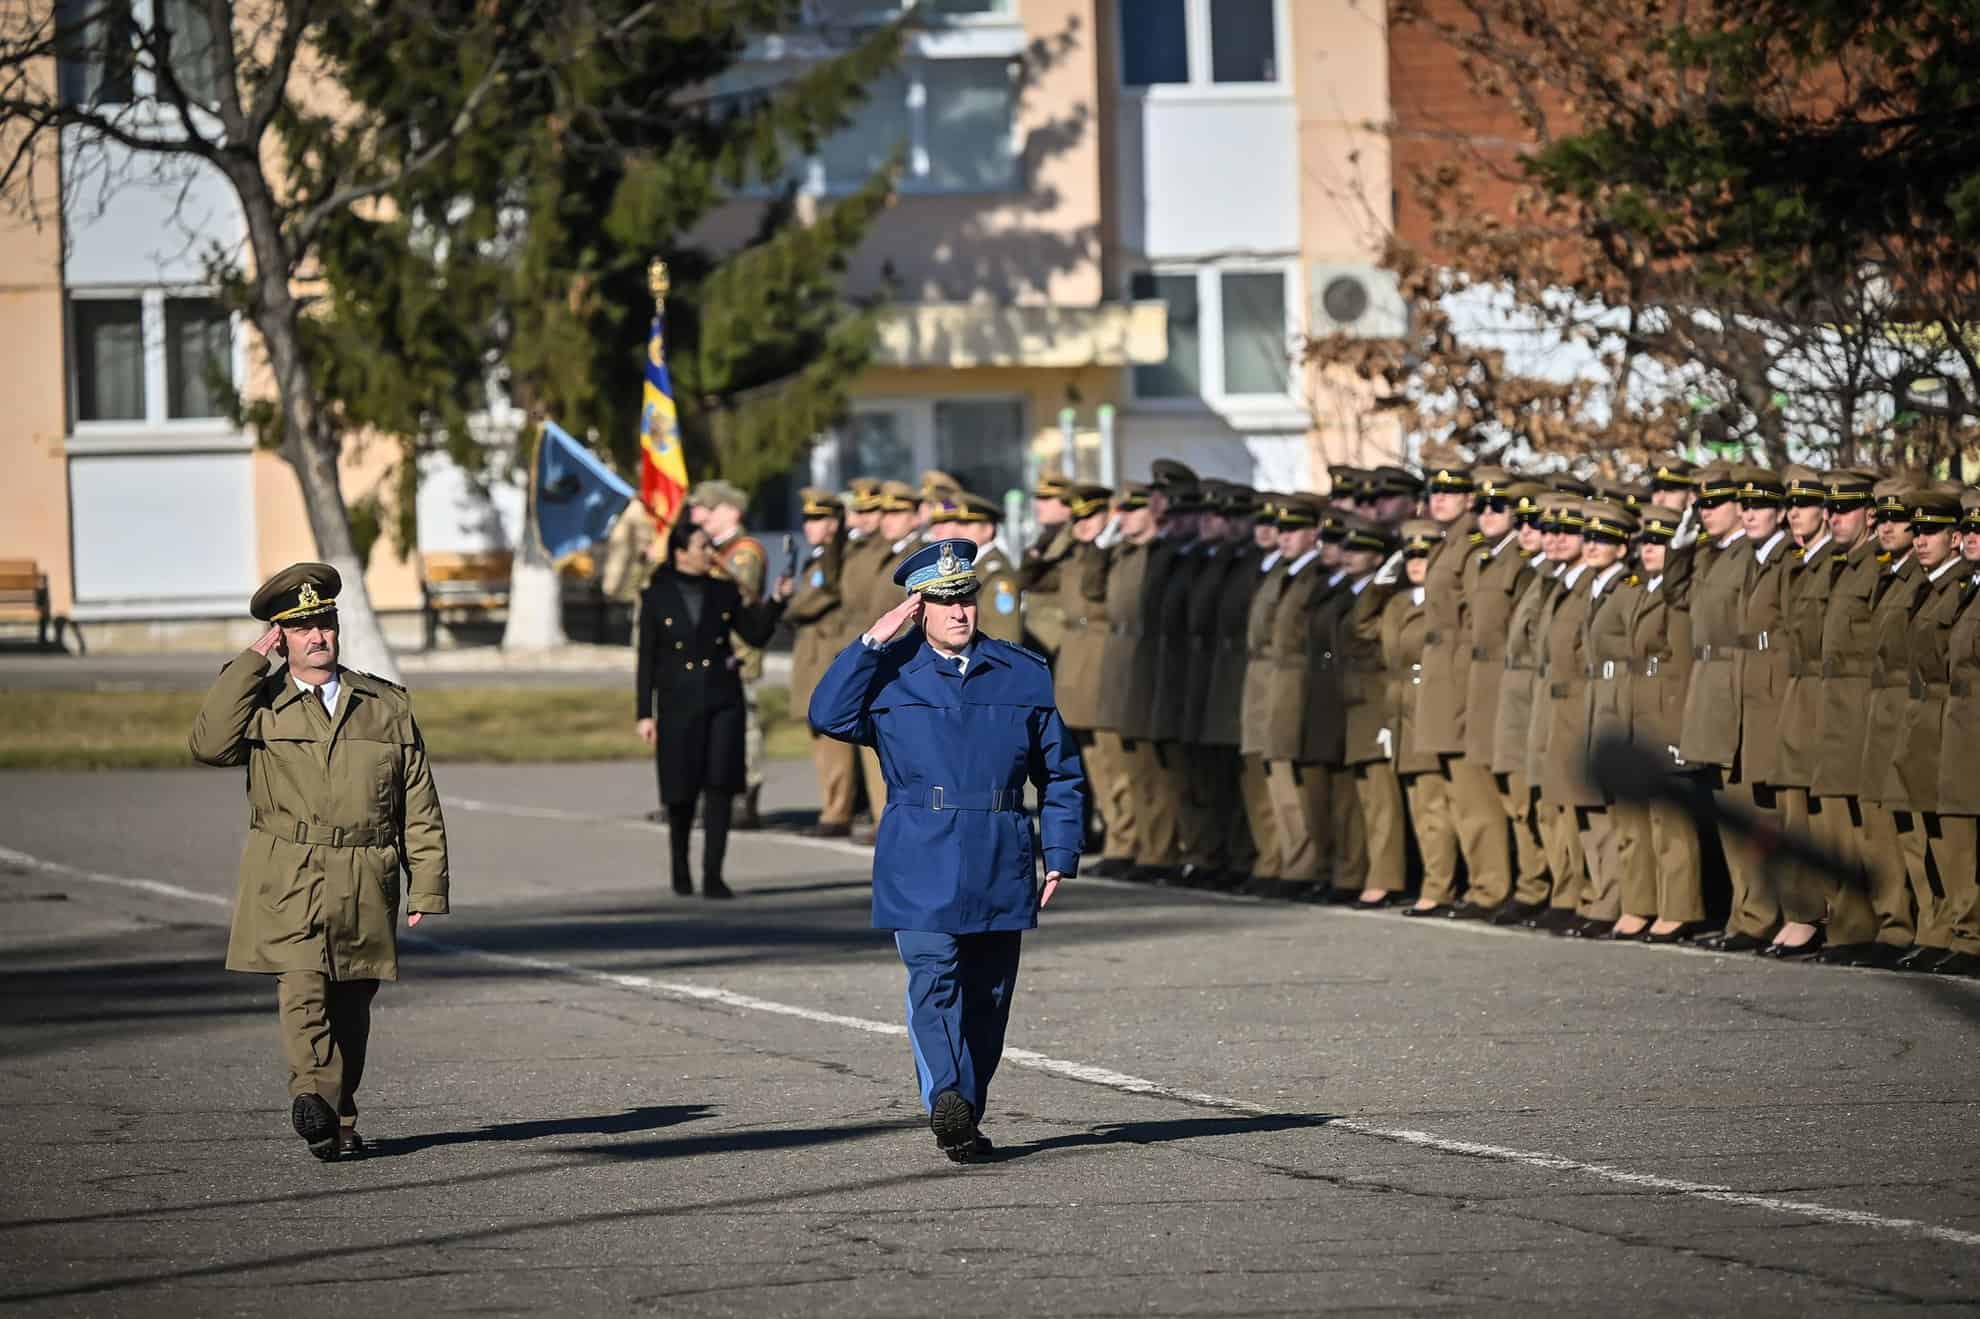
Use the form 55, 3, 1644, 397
814, 59, 1016, 194
1210, 0, 1277, 83
1130, 271, 1201, 398
1120, 0, 1282, 88
844, 410, 913, 479
922, 59, 1017, 191
1220, 270, 1289, 394
72, 292, 235, 428
935, 398, 1027, 498
165, 297, 232, 419
158, 0, 224, 106
55, 0, 135, 107
73, 298, 145, 421
1130, 266, 1292, 404
1120, 0, 1189, 86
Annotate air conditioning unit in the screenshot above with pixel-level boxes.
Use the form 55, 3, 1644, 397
1308, 264, 1409, 339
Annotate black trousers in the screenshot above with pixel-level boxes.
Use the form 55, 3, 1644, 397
668, 791, 734, 890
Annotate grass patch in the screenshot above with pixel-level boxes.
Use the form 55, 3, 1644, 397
0, 685, 809, 771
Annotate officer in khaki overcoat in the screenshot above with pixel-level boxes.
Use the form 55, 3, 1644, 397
190, 563, 450, 1163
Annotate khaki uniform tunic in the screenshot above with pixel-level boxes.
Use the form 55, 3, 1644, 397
1053, 541, 1112, 731
191, 654, 451, 981
1414, 516, 1479, 752
1735, 533, 1796, 785
1096, 540, 1156, 737
972, 543, 1026, 645
1202, 546, 1264, 748
1462, 536, 1530, 764
1777, 538, 1848, 790
1239, 556, 1296, 758
1678, 534, 1755, 771
1019, 525, 1072, 656
1492, 566, 1556, 777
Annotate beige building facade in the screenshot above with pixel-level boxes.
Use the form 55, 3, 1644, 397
5, 0, 1402, 650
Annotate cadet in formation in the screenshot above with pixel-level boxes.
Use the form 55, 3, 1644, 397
190, 563, 451, 1162
808, 537, 1086, 1162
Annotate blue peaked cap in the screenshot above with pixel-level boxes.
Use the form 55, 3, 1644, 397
893, 537, 981, 600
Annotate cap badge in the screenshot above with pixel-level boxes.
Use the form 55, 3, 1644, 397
297, 583, 322, 611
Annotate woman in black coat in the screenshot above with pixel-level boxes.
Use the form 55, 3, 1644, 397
636, 521, 789, 897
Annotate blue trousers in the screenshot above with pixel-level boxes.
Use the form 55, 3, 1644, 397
894, 930, 1023, 1119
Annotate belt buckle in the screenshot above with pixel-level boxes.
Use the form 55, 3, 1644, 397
1756, 631, 1770, 651
1602, 660, 1615, 680
332, 826, 345, 847
931, 786, 945, 812
1646, 656, 1660, 676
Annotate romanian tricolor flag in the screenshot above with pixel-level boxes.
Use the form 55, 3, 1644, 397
638, 311, 690, 530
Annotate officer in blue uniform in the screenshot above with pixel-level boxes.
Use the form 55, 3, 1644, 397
809, 538, 1086, 1163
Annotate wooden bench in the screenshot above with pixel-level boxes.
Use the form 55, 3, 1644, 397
0, 559, 58, 647
417, 550, 513, 649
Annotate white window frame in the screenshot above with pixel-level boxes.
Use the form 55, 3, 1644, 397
66, 285, 247, 453
1128, 261, 1303, 414
1116, 0, 1291, 99
819, 393, 1031, 490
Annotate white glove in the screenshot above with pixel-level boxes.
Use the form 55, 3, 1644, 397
1377, 728, 1394, 760
1373, 550, 1405, 586
1095, 515, 1124, 550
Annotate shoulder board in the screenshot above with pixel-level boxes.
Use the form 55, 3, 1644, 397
1468, 531, 1486, 544
991, 637, 1050, 668
352, 671, 408, 699
1878, 551, 1893, 564
1625, 573, 1641, 587
727, 540, 764, 563
1791, 546, 1806, 561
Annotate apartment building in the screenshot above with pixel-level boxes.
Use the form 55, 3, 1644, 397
3, 0, 1402, 649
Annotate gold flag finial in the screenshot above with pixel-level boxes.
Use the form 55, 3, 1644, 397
647, 258, 670, 307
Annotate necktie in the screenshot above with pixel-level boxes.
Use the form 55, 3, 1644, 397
315, 686, 332, 717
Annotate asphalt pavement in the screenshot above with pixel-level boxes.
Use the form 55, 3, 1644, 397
3, 759, 1978, 1315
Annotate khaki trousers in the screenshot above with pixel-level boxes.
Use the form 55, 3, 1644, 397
1774, 786, 1826, 924
811, 732, 857, 828
1646, 798, 1705, 922
1503, 773, 1553, 907
1855, 801, 1918, 947
1266, 758, 1324, 883
1086, 730, 1140, 862
1541, 802, 1585, 910
1404, 771, 1461, 905
1355, 761, 1407, 893
1445, 756, 1512, 906
1614, 800, 1656, 919
1716, 778, 1782, 938
1897, 810, 1980, 950
1240, 753, 1282, 878
1332, 764, 1369, 890
1153, 741, 1203, 867
1130, 740, 1178, 865
276, 972, 379, 1121
1928, 814, 1980, 954
1574, 804, 1628, 922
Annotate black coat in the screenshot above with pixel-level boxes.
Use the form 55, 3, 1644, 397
636, 571, 784, 802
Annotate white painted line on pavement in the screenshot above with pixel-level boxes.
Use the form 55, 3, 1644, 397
9, 842, 1980, 1251
443, 796, 879, 861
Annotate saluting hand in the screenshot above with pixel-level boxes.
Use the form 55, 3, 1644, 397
864, 594, 922, 647
250, 624, 285, 659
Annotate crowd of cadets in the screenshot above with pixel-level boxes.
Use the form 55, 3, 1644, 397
785, 456, 1980, 978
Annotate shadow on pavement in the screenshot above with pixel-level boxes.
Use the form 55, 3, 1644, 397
366, 1103, 714, 1159
570, 1118, 916, 1161
991, 1112, 1337, 1162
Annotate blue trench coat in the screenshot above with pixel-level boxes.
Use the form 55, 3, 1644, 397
808, 632, 1086, 933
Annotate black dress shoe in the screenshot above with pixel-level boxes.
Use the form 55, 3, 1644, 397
1602, 923, 1651, 941
1642, 922, 1706, 945
1895, 945, 1947, 972
1275, 880, 1317, 902
1448, 901, 1499, 922
1490, 901, 1542, 927
1529, 907, 1579, 934
1855, 942, 1910, 969
930, 1089, 977, 1161
1355, 892, 1406, 910
1401, 903, 1451, 918
1564, 917, 1613, 939
1758, 930, 1826, 959
1714, 932, 1769, 954
1814, 941, 1875, 966
702, 878, 735, 900
1237, 874, 1281, 897
1124, 865, 1165, 884
291, 1094, 339, 1162
336, 1128, 367, 1161
1929, 951, 1980, 976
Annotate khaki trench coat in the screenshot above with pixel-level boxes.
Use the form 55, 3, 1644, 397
1018, 525, 1073, 656
1263, 562, 1328, 762
1734, 535, 1795, 785
785, 532, 855, 716
1097, 540, 1156, 736
1239, 556, 1295, 756
1678, 535, 1755, 770
1461, 537, 1529, 764
1491, 565, 1555, 777
1053, 541, 1112, 731
1894, 564, 1967, 811
1535, 567, 1607, 807
1937, 575, 1980, 815
1381, 588, 1438, 775
1777, 538, 1849, 789
191, 653, 450, 981
1299, 572, 1360, 766
1860, 556, 1924, 807
1340, 578, 1401, 767
1625, 566, 1695, 768
1414, 515, 1480, 752
1811, 539, 1885, 799
1582, 574, 1642, 789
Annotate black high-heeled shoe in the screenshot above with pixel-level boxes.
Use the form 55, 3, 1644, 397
1642, 922, 1706, 945
1758, 929, 1826, 959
